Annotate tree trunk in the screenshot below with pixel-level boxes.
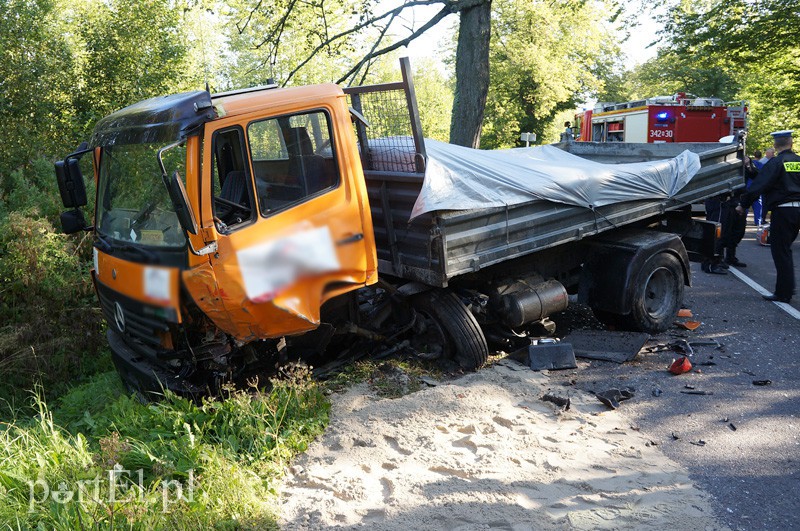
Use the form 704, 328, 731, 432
449, 0, 491, 148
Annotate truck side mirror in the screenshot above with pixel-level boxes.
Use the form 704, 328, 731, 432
55, 158, 87, 208
60, 209, 90, 234
166, 170, 198, 235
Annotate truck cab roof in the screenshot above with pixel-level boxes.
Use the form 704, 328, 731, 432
90, 83, 344, 147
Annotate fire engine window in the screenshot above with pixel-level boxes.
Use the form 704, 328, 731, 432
211, 127, 255, 232
247, 110, 339, 216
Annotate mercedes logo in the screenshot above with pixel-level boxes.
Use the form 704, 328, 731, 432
114, 302, 126, 333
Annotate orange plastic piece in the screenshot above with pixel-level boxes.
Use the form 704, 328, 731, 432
677, 308, 693, 318
669, 356, 692, 375
679, 320, 701, 331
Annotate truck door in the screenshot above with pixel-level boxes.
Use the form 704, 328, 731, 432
184, 105, 377, 341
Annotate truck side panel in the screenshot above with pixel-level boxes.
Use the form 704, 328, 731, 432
365, 141, 741, 286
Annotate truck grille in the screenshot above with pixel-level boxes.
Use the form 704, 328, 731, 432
95, 280, 178, 360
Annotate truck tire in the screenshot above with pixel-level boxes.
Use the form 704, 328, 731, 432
630, 253, 684, 334
411, 290, 489, 370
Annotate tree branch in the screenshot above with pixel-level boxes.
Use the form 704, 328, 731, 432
237, 0, 264, 34
335, 5, 452, 85
258, 0, 447, 53
350, 14, 397, 85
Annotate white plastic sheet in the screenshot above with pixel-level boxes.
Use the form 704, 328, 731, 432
409, 140, 702, 218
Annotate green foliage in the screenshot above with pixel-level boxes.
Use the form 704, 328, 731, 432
740, 62, 800, 151
0, 0, 187, 407
222, 0, 379, 88
0, 210, 105, 404
0, 0, 76, 177
655, 0, 800, 151
324, 357, 443, 398
481, 0, 622, 147
600, 50, 741, 102
0, 369, 329, 529
74, 0, 190, 127
413, 60, 455, 142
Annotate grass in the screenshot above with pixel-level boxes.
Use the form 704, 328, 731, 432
0, 365, 330, 530
324, 357, 445, 398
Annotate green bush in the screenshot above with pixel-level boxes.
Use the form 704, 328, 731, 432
0, 158, 67, 223
0, 208, 106, 407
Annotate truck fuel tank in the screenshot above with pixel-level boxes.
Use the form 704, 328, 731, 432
494, 279, 568, 328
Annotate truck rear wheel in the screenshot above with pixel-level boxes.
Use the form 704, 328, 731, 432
591, 253, 684, 334
630, 253, 684, 334
411, 290, 489, 370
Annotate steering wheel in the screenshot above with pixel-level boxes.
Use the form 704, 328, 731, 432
214, 196, 252, 214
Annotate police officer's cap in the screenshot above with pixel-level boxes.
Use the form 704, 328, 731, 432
770, 130, 793, 138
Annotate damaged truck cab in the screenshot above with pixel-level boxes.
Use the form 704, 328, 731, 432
56, 59, 743, 396
60, 84, 379, 393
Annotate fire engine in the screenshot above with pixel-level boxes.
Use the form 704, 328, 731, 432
574, 93, 747, 143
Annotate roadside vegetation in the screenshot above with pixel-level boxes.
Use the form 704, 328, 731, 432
0, 369, 329, 529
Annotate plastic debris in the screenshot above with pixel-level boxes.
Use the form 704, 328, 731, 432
680, 390, 714, 395
678, 320, 702, 331
645, 339, 694, 356
541, 393, 571, 411
669, 356, 692, 375
419, 376, 440, 387
690, 439, 707, 446
752, 380, 772, 386
677, 308, 693, 318
595, 387, 635, 409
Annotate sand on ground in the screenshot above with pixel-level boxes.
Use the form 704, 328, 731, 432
279, 359, 727, 530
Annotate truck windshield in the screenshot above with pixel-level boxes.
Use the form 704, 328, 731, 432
96, 142, 187, 248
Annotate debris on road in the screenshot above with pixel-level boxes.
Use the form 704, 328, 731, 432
565, 330, 650, 363
677, 320, 702, 331
690, 440, 707, 447
688, 339, 722, 349
419, 376, 440, 387
646, 339, 695, 356
680, 390, 714, 395
540, 393, 571, 410
669, 356, 693, 375
595, 387, 635, 409
752, 379, 772, 386
515, 339, 577, 371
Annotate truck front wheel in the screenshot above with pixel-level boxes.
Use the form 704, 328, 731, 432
630, 253, 684, 334
411, 290, 489, 370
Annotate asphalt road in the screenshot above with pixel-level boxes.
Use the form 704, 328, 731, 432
547, 220, 800, 530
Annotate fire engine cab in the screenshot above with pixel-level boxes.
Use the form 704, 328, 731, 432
574, 93, 747, 143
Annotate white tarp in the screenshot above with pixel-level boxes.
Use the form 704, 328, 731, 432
409, 139, 702, 218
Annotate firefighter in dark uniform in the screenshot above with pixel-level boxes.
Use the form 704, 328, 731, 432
737, 130, 800, 303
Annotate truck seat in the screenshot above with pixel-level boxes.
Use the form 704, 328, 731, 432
217, 169, 248, 222
284, 127, 329, 195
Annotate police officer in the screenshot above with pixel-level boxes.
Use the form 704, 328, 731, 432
736, 130, 800, 303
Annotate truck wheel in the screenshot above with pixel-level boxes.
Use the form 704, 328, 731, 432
411, 290, 489, 370
630, 253, 684, 334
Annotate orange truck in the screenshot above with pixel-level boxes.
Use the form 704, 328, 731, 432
55, 59, 744, 396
